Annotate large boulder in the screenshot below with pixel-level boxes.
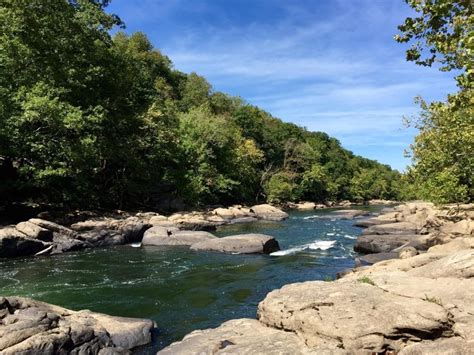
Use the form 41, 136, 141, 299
257, 280, 452, 353
191, 233, 280, 254
28, 218, 78, 238
0, 227, 47, 258
77, 229, 125, 247
0, 297, 154, 353
142, 227, 216, 247
158, 318, 318, 355
354, 234, 429, 254
250, 204, 288, 221
15, 221, 53, 242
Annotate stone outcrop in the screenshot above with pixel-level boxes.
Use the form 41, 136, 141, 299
190, 233, 280, 254
0, 297, 154, 353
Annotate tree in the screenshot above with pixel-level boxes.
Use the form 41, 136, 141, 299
396, 0, 473, 203
395, 0, 472, 87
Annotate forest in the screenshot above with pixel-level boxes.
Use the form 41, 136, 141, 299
0, 0, 471, 211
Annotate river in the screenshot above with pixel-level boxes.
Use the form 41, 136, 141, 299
0, 207, 377, 352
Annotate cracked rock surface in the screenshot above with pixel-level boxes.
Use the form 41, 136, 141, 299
0, 297, 154, 354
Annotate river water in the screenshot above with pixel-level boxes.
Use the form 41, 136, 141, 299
0, 207, 376, 352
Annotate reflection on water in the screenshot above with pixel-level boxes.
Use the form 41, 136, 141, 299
0, 207, 377, 352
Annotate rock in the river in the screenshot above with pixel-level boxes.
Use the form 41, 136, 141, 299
190, 233, 280, 254
0, 297, 154, 353
158, 318, 319, 355
257, 280, 452, 352
250, 204, 288, 221
142, 227, 216, 247
15, 221, 53, 242
28, 218, 78, 238
77, 229, 125, 247
0, 227, 47, 258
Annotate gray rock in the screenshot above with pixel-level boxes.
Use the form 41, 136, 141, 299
354, 234, 427, 254
257, 280, 452, 352
191, 233, 280, 254
158, 318, 322, 355
399, 246, 419, 259
362, 222, 419, 235
408, 249, 474, 279
0, 227, 47, 258
15, 221, 53, 242
360, 252, 399, 264
250, 204, 288, 221
78, 230, 125, 247
0, 297, 153, 353
142, 228, 216, 247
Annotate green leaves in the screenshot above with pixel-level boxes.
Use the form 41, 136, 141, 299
397, 0, 473, 203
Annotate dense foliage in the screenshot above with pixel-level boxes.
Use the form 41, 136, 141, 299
396, 0, 473, 203
0, 0, 403, 210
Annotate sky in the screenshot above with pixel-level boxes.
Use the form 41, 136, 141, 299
108, 0, 458, 171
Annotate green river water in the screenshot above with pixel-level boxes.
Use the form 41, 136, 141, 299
0, 207, 378, 352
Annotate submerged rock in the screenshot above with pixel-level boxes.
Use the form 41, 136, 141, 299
0, 296, 154, 353
190, 233, 280, 254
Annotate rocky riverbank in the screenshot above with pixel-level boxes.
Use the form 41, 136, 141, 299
0, 204, 288, 259
0, 297, 154, 353
158, 201, 474, 354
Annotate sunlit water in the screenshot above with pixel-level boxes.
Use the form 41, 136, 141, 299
0, 208, 377, 352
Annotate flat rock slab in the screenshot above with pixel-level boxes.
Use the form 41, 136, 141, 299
0, 297, 154, 353
354, 234, 428, 254
257, 280, 452, 353
142, 228, 216, 247
308, 209, 370, 220
360, 252, 399, 264
408, 249, 474, 279
190, 233, 280, 254
362, 222, 418, 235
158, 318, 323, 355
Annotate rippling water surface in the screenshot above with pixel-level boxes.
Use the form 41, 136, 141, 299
0, 208, 377, 352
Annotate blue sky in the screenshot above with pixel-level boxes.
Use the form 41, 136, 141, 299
108, 0, 457, 171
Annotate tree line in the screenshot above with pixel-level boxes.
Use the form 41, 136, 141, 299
0, 1, 410, 211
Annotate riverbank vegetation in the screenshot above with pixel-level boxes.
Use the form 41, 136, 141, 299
396, 0, 473, 203
0, 0, 403, 210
